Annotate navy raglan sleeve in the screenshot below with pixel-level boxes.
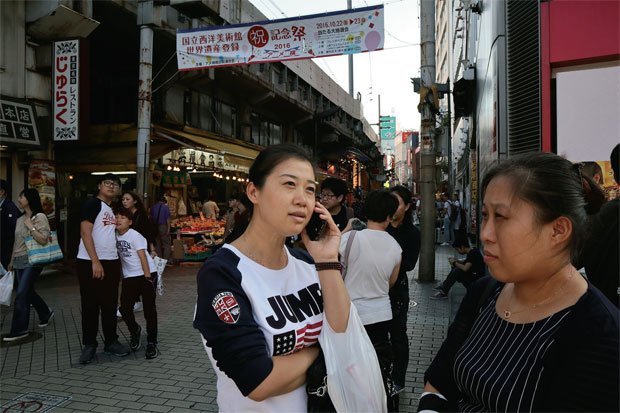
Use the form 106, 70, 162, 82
81, 198, 102, 224
193, 250, 273, 397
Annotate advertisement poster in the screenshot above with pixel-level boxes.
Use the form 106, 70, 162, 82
28, 160, 57, 225
177, 5, 384, 70
53, 40, 80, 141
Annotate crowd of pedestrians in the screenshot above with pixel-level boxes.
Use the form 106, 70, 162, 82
0, 143, 618, 412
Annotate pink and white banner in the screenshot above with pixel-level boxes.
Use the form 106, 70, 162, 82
177, 5, 384, 71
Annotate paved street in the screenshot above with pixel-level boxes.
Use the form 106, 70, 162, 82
0, 245, 460, 412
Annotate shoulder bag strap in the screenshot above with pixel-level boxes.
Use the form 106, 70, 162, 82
342, 230, 357, 280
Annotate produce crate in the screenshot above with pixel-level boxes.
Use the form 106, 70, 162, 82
183, 251, 212, 261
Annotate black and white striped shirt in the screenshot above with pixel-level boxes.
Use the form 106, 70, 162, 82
453, 289, 572, 412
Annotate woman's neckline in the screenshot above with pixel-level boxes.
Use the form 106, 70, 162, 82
225, 243, 290, 271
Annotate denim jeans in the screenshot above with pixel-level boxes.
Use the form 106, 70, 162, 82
10, 266, 50, 335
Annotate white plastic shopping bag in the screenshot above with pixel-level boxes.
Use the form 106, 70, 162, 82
319, 303, 387, 412
0, 271, 14, 306
153, 256, 167, 296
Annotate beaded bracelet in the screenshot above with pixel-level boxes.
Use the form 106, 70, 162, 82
315, 262, 342, 272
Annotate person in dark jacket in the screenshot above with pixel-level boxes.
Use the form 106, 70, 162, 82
580, 144, 619, 307
386, 185, 421, 394
0, 179, 21, 270
419, 152, 617, 412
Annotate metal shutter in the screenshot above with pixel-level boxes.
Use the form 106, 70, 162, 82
506, 0, 541, 155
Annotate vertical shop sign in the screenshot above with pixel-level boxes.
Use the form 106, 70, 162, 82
28, 160, 57, 226
470, 150, 478, 232
53, 40, 80, 141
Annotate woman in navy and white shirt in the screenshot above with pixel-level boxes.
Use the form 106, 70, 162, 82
194, 144, 350, 412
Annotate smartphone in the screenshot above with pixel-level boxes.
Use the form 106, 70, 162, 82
305, 212, 326, 241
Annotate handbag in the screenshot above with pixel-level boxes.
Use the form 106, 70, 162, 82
24, 231, 64, 266
0, 271, 14, 306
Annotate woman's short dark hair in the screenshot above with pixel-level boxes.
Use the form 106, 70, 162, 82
249, 144, 314, 189
481, 152, 605, 263
364, 189, 399, 222
389, 185, 413, 220
20, 188, 44, 216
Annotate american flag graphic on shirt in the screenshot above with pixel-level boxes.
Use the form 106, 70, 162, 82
272, 320, 322, 356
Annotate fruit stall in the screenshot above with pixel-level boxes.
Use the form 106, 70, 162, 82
171, 215, 225, 261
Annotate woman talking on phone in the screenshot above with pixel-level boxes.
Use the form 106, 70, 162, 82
193, 144, 350, 411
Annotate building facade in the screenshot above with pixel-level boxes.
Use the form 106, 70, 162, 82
1, 0, 384, 257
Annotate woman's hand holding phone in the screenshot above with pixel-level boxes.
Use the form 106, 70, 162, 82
301, 202, 340, 263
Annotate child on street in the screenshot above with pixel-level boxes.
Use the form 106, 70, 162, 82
115, 208, 159, 359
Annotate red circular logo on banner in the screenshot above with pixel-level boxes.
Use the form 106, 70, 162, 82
247, 25, 269, 48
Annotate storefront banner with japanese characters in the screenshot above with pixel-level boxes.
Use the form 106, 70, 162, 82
53, 40, 80, 141
177, 5, 384, 70
0, 98, 40, 146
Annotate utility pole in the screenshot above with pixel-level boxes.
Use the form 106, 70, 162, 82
347, 0, 354, 96
136, 1, 156, 205
418, 0, 436, 282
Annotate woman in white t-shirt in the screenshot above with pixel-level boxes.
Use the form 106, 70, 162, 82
194, 144, 350, 412
339, 189, 402, 406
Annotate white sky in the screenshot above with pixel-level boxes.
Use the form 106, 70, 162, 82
248, 0, 422, 132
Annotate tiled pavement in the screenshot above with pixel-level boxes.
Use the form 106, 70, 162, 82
0, 245, 461, 412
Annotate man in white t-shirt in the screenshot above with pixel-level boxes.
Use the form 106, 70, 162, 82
115, 208, 159, 360
77, 174, 130, 364
202, 196, 220, 219
339, 189, 402, 405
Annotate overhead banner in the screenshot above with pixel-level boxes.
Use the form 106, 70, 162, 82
177, 5, 384, 71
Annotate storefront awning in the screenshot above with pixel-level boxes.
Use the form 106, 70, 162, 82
153, 125, 261, 164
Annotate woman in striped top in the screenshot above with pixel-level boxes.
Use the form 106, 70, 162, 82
419, 153, 618, 412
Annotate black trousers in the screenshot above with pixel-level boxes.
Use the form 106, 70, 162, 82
120, 273, 158, 344
389, 299, 409, 388
77, 259, 121, 347
439, 267, 477, 294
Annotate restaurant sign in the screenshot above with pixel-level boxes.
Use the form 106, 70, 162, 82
53, 39, 80, 141
177, 5, 384, 70
0, 98, 40, 146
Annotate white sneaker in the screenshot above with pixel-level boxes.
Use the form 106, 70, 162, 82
133, 302, 143, 312
116, 308, 122, 318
